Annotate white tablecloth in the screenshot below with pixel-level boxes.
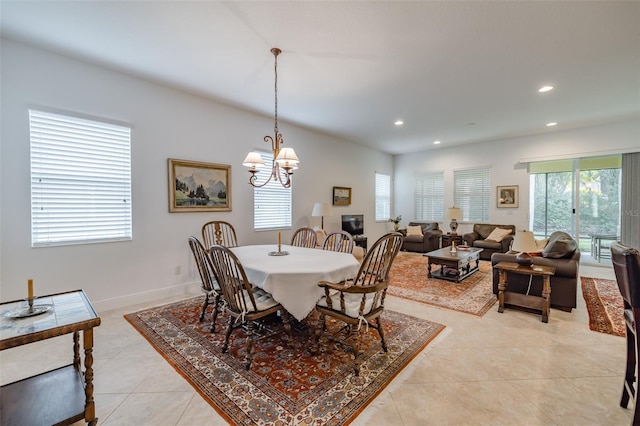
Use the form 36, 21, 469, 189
230, 245, 360, 321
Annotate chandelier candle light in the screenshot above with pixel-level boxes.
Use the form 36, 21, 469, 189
243, 48, 299, 188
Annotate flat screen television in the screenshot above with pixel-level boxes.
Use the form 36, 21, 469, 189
341, 214, 364, 236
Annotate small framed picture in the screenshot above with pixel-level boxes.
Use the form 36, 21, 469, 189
168, 158, 231, 212
497, 185, 519, 208
332, 186, 352, 206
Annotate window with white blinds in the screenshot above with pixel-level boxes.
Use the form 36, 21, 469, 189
253, 151, 292, 230
30, 109, 132, 247
375, 173, 391, 221
414, 172, 444, 221
453, 167, 491, 222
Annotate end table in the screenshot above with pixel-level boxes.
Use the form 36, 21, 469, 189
494, 261, 556, 323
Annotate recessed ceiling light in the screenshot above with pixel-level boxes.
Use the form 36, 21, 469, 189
433, 140, 441, 145
546, 122, 557, 127
394, 120, 404, 126
538, 85, 554, 93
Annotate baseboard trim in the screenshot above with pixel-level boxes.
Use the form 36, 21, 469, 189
92, 281, 201, 312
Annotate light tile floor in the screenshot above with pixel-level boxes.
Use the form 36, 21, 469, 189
1, 264, 633, 425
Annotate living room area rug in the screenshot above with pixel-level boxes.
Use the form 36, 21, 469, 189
125, 297, 445, 425
580, 276, 625, 337
388, 251, 497, 316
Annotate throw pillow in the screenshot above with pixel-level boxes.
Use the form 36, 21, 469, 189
542, 233, 577, 259
406, 225, 423, 237
485, 227, 512, 242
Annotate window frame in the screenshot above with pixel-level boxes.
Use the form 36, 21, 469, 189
453, 166, 491, 223
29, 109, 132, 247
375, 172, 391, 222
252, 150, 292, 231
414, 171, 444, 221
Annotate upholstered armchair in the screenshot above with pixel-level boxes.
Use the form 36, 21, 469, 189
400, 221, 442, 253
463, 224, 516, 260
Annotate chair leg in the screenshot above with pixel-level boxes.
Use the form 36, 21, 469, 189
621, 324, 634, 408
210, 293, 220, 333
222, 316, 234, 353
245, 321, 255, 370
312, 313, 326, 354
375, 317, 388, 353
199, 294, 210, 322
351, 325, 362, 376
280, 310, 292, 338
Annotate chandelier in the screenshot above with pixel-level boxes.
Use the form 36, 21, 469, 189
243, 48, 299, 188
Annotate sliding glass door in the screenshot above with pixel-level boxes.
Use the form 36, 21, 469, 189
529, 155, 621, 264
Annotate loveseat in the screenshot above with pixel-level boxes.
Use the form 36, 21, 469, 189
462, 223, 516, 261
400, 222, 443, 253
491, 231, 580, 312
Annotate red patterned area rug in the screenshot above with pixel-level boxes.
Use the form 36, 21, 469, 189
388, 251, 497, 316
125, 297, 445, 425
580, 276, 625, 337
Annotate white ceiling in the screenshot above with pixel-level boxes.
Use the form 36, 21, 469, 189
1, 1, 639, 155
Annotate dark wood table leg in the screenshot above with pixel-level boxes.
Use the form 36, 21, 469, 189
83, 328, 98, 425
498, 269, 507, 313
427, 262, 433, 278
541, 275, 551, 323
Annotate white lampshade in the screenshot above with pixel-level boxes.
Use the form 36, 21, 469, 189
242, 152, 265, 169
446, 207, 462, 220
511, 230, 538, 253
311, 202, 332, 217
275, 147, 299, 168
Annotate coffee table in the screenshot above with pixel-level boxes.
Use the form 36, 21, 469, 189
424, 247, 483, 283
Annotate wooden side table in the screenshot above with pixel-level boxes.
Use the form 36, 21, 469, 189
1, 290, 101, 425
441, 233, 463, 248
494, 261, 556, 323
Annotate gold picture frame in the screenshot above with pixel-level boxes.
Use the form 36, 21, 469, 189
497, 185, 519, 208
332, 186, 352, 206
168, 158, 231, 212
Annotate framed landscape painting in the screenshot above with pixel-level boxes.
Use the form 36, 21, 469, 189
333, 186, 352, 206
497, 185, 518, 208
168, 159, 231, 212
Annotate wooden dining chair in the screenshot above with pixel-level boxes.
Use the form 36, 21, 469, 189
291, 227, 317, 248
202, 220, 238, 249
611, 241, 640, 425
322, 230, 354, 253
314, 232, 403, 375
208, 244, 292, 370
188, 236, 222, 332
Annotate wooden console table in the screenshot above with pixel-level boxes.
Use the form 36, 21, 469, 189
1, 289, 101, 425
494, 261, 556, 323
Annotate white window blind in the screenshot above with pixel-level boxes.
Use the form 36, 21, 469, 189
30, 109, 132, 247
253, 151, 292, 230
375, 173, 391, 221
454, 167, 491, 222
414, 172, 444, 221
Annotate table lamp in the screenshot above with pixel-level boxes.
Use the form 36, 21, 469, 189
311, 202, 332, 229
446, 207, 462, 234
511, 230, 538, 267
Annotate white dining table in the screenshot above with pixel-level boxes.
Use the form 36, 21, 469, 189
230, 244, 361, 321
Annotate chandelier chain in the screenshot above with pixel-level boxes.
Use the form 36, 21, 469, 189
273, 49, 278, 135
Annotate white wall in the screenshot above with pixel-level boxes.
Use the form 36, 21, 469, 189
394, 118, 640, 236
0, 40, 393, 309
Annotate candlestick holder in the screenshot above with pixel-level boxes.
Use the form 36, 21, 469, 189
268, 243, 289, 256
3, 297, 52, 318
